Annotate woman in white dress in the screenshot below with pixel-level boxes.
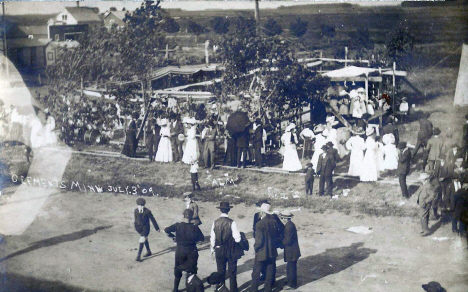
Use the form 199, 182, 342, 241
360, 127, 379, 182
382, 133, 398, 170
155, 119, 173, 163
375, 136, 385, 172
311, 124, 327, 173
29, 116, 45, 149
182, 118, 199, 164
281, 123, 302, 172
44, 112, 57, 146
345, 130, 365, 177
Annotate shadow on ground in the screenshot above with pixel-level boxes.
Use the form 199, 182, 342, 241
237, 242, 377, 291
0, 225, 113, 262
0, 272, 98, 292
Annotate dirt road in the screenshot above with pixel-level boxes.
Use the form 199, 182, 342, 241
1, 191, 467, 292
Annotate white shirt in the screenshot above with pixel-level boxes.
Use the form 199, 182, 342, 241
400, 102, 409, 112
190, 163, 199, 173
187, 274, 195, 283
300, 128, 315, 139
210, 213, 241, 252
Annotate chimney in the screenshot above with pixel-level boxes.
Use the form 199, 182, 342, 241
76, 1, 79, 7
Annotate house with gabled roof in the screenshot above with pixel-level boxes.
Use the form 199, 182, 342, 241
47, 6, 102, 42
103, 11, 127, 30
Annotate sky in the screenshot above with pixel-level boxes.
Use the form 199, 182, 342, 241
4, 0, 403, 15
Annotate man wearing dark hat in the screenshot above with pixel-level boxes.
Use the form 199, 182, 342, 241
422, 281, 447, 292
210, 202, 242, 292
165, 209, 205, 292
317, 144, 335, 197
397, 142, 412, 198
134, 198, 160, 262
304, 162, 315, 196
413, 114, 433, 159
184, 192, 202, 226
382, 116, 399, 146
279, 210, 301, 290
171, 114, 185, 162
203, 121, 218, 169
185, 269, 204, 292
207, 272, 229, 292
253, 118, 264, 168
251, 203, 281, 292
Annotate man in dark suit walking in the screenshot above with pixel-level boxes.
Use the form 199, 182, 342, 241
165, 209, 205, 292
236, 127, 250, 168
413, 114, 433, 158
397, 142, 412, 198
210, 202, 242, 292
203, 121, 218, 169
251, 203, 281, 292
317, 145, 335, 197
171, 114, 185, 162
279, 210, 301, 290
253, 119, 264, 168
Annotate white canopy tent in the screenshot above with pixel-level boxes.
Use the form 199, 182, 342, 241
454, 44, 468, 106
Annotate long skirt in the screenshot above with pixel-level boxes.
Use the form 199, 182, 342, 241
155, 137, 173, 162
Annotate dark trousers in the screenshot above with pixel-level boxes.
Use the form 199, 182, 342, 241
440, 180, 452, 209
146, 136, 155, 161
215, 255, 238, 292
413, 138, 428, 158
251, 258, 276, 292
191, 173, 201, 191
420, 202, 432, 232
171, 138, 183, 161
237, 147, 248, 168
399, 174, 409, 198
452, 195, 468, 234
305, 179, 314, 195
204, 147, 216, 168
319, 174, 332, 196
432, 188, 442, 216
254, 147, 263, 167
174, 245, 199, 291
286, 261, 298, 289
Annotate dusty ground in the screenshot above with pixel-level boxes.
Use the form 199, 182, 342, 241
0, 190, 467, 292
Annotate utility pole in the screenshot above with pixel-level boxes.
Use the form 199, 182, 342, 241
254, 0, 260, 23
1, 1, 9, 77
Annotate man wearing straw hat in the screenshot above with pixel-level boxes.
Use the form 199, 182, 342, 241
416, 172, 438, 236
279, 210, 301, 290
251, 203, 282, 292
210, 202, 242, 292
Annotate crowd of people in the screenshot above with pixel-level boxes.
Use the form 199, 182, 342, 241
134, 195, 300, 292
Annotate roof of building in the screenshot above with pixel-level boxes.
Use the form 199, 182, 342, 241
151, 64, 222, 81
65, 7, 102, 23
16, 25, 48, 36
105, 11, 128, 20
8, 38, 50, 49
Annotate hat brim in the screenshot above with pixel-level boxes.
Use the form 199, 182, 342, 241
217, 206, 232, 209
256, 207, 273, 214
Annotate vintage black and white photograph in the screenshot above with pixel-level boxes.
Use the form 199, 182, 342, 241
0, 0, 467, 291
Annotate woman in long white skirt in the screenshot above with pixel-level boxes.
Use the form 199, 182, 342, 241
345, 131, 365, 176
281, 124, 302, 172
29, 116, 45, 149
44, 112, 57, 146
182, 118, 199, 164
382, 133, 398, 170
311, 125, 327, 172
155, 119, 173, 163
360, 128, 379, 182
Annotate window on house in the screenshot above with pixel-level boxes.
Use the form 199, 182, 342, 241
47, 52, 54, 61
62, 14, 67, 21
55, 34, 59, 41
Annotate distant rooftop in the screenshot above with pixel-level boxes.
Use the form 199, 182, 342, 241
65, 7, 102, 23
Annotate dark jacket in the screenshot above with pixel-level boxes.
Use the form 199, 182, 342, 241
145, 120, 156, 141
171, 120, 184, 137
417, 119, 433, 141
134, 208, 159, 237
397, 148, 412, 175
282, 220, 301, 262
186, 275, 205, 292
164, 222, 204, 247
305, 167, 315, 183
434, 161, 454, 182
254, 214, 281, 262
317, 152, 335, 177
427, 136, 444, 161
236, 128, 250, 148
254, 125, 264, 149
253, 213, 284, 242
203, 127, 218, 151
416, 182, 437, 206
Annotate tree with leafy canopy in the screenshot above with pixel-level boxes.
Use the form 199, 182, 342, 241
385, 24, 415, 70
263, 18, 283, 36
289, 18, 308, 38
187, 20, 205, 36
161, 17, 180, 33
210, 16, 230, 35
211, 18, 329, 122
320, 24, 335, 44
